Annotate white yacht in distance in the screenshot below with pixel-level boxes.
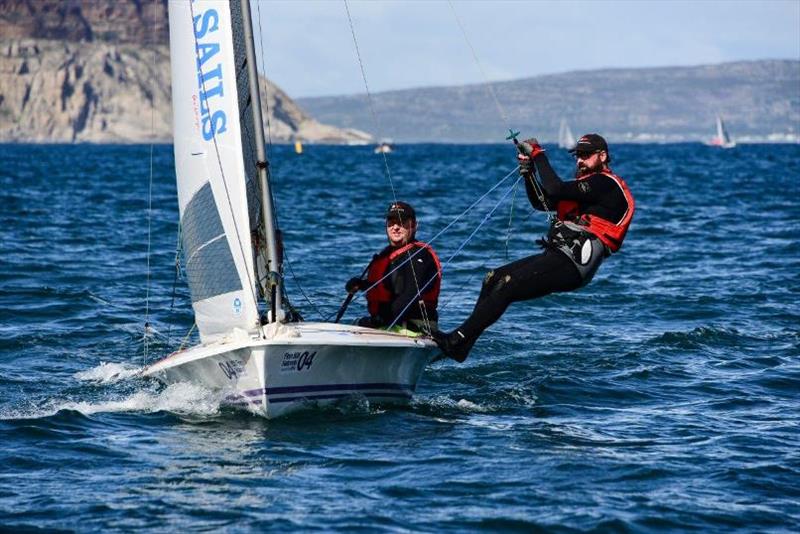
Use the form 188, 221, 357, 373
558, 119, 576, 150
707, 114, 736, 148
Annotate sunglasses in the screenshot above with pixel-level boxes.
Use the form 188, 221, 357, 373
574, 151, 600, 160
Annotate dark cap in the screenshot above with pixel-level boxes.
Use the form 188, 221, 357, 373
385, 201, 416, 221
569, 133, 609, 155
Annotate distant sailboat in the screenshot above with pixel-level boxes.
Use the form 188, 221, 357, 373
558, 119, 576, 150
707, 115, 736, 148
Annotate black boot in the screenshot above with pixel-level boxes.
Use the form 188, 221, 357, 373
431, 329, 473, 363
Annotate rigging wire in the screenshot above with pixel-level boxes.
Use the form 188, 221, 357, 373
446, 0, 511, 130
355, 166, 518, 304
447, 0, 556, 233
343, 0, 432, 332
165, 226, 183, 346
324, 166, 518, 322
503, 178, 519, 259
343, 0, 398, 204
388, 175, 522, 328
254, 1, 325, 321
143, 0, 159, 365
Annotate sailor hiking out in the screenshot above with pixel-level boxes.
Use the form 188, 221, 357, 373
433, 134, 635, 361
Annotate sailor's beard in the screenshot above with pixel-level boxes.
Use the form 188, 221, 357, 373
575, 161, 601, 179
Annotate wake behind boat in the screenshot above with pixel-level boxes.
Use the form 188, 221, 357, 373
141, 0, 436, 418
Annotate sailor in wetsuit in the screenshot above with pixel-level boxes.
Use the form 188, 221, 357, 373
433, 134, 635, 361
346, 201, 442, 333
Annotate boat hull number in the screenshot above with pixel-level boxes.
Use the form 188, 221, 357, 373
218, 359, 244, 380
280, 351, 317, 373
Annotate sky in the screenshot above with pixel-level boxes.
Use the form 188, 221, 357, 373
249, 0, 800, 99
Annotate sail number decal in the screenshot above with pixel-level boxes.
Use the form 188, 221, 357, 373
218, 359, 244, 380
280, 351, 317, 373
193, 4, 228, 140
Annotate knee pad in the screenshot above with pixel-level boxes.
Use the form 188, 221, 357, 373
482, 270, 495, 289
483, 270, 511, 294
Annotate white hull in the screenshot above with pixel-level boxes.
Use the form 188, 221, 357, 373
142, 322, 437, 418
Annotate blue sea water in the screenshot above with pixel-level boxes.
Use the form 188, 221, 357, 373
1, 142, 799, 532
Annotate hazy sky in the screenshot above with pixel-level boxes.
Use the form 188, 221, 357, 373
249, 0, 800, 99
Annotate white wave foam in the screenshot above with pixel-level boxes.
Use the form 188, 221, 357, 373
74, 361, 142, 384
70, 382, 222, 416
420, 395, 492, 413
2, 382, 223, 420
456, 398, 491, 413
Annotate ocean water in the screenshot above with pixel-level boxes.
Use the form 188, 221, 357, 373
1, 142, 798, 532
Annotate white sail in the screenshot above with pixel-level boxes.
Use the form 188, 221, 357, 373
558, 119, 576, 150
169, 0, 261, 342
717, 116, 731, 145
712, 114, 736, 148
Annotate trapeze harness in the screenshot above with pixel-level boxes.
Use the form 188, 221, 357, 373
366, 241, 441, 325
544, 170, 635, 285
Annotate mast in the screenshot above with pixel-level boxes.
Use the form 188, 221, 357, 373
239, 0, 284, 322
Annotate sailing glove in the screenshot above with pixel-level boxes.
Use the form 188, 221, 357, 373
519, 138, 545, 158
517, 154, 534, 176
346, 277, 367, 293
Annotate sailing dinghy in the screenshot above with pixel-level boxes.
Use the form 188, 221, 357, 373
558, 119, 576, 150
707, 114, 736, 148
142, 0, 437, 418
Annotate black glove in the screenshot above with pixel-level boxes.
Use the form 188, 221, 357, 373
517, 154, 535, 176
345, 277, 366, 293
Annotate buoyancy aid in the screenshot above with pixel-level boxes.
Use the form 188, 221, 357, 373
366, 241, 442, 318
555, 170, 635, 253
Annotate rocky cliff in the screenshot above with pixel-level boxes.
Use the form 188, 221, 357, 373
0, 0, 371, 144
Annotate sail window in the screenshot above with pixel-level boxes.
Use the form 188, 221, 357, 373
181, 181, 243, 302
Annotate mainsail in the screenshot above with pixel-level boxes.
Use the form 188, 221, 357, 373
716, 115, 731, 145
169, 0, 262, 341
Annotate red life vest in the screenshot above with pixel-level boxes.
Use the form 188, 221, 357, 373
366, 241, 442, 318
555, 170, 635, 253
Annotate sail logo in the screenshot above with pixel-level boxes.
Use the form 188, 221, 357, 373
232, 297, 242, 316
280, 351, 318, 373
193, 5, 227, 141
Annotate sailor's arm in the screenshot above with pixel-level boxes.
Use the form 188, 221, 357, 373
537, 162, 615, 204
523, 171, 550, 211
533, 153, 569, 197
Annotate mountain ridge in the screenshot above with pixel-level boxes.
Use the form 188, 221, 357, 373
297, 59, 800, 143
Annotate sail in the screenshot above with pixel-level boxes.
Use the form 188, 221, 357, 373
712, 114, 736, 148
169, 0, 261, 341
717, 116, 731, 145
558, 119, 576, 150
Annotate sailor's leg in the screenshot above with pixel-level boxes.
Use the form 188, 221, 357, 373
443, 250, 582, 359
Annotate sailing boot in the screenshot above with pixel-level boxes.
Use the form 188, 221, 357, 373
431, 329, 474, 363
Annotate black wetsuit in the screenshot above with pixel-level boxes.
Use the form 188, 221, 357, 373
364, 243, 440, 330
451, 152, 628, 349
